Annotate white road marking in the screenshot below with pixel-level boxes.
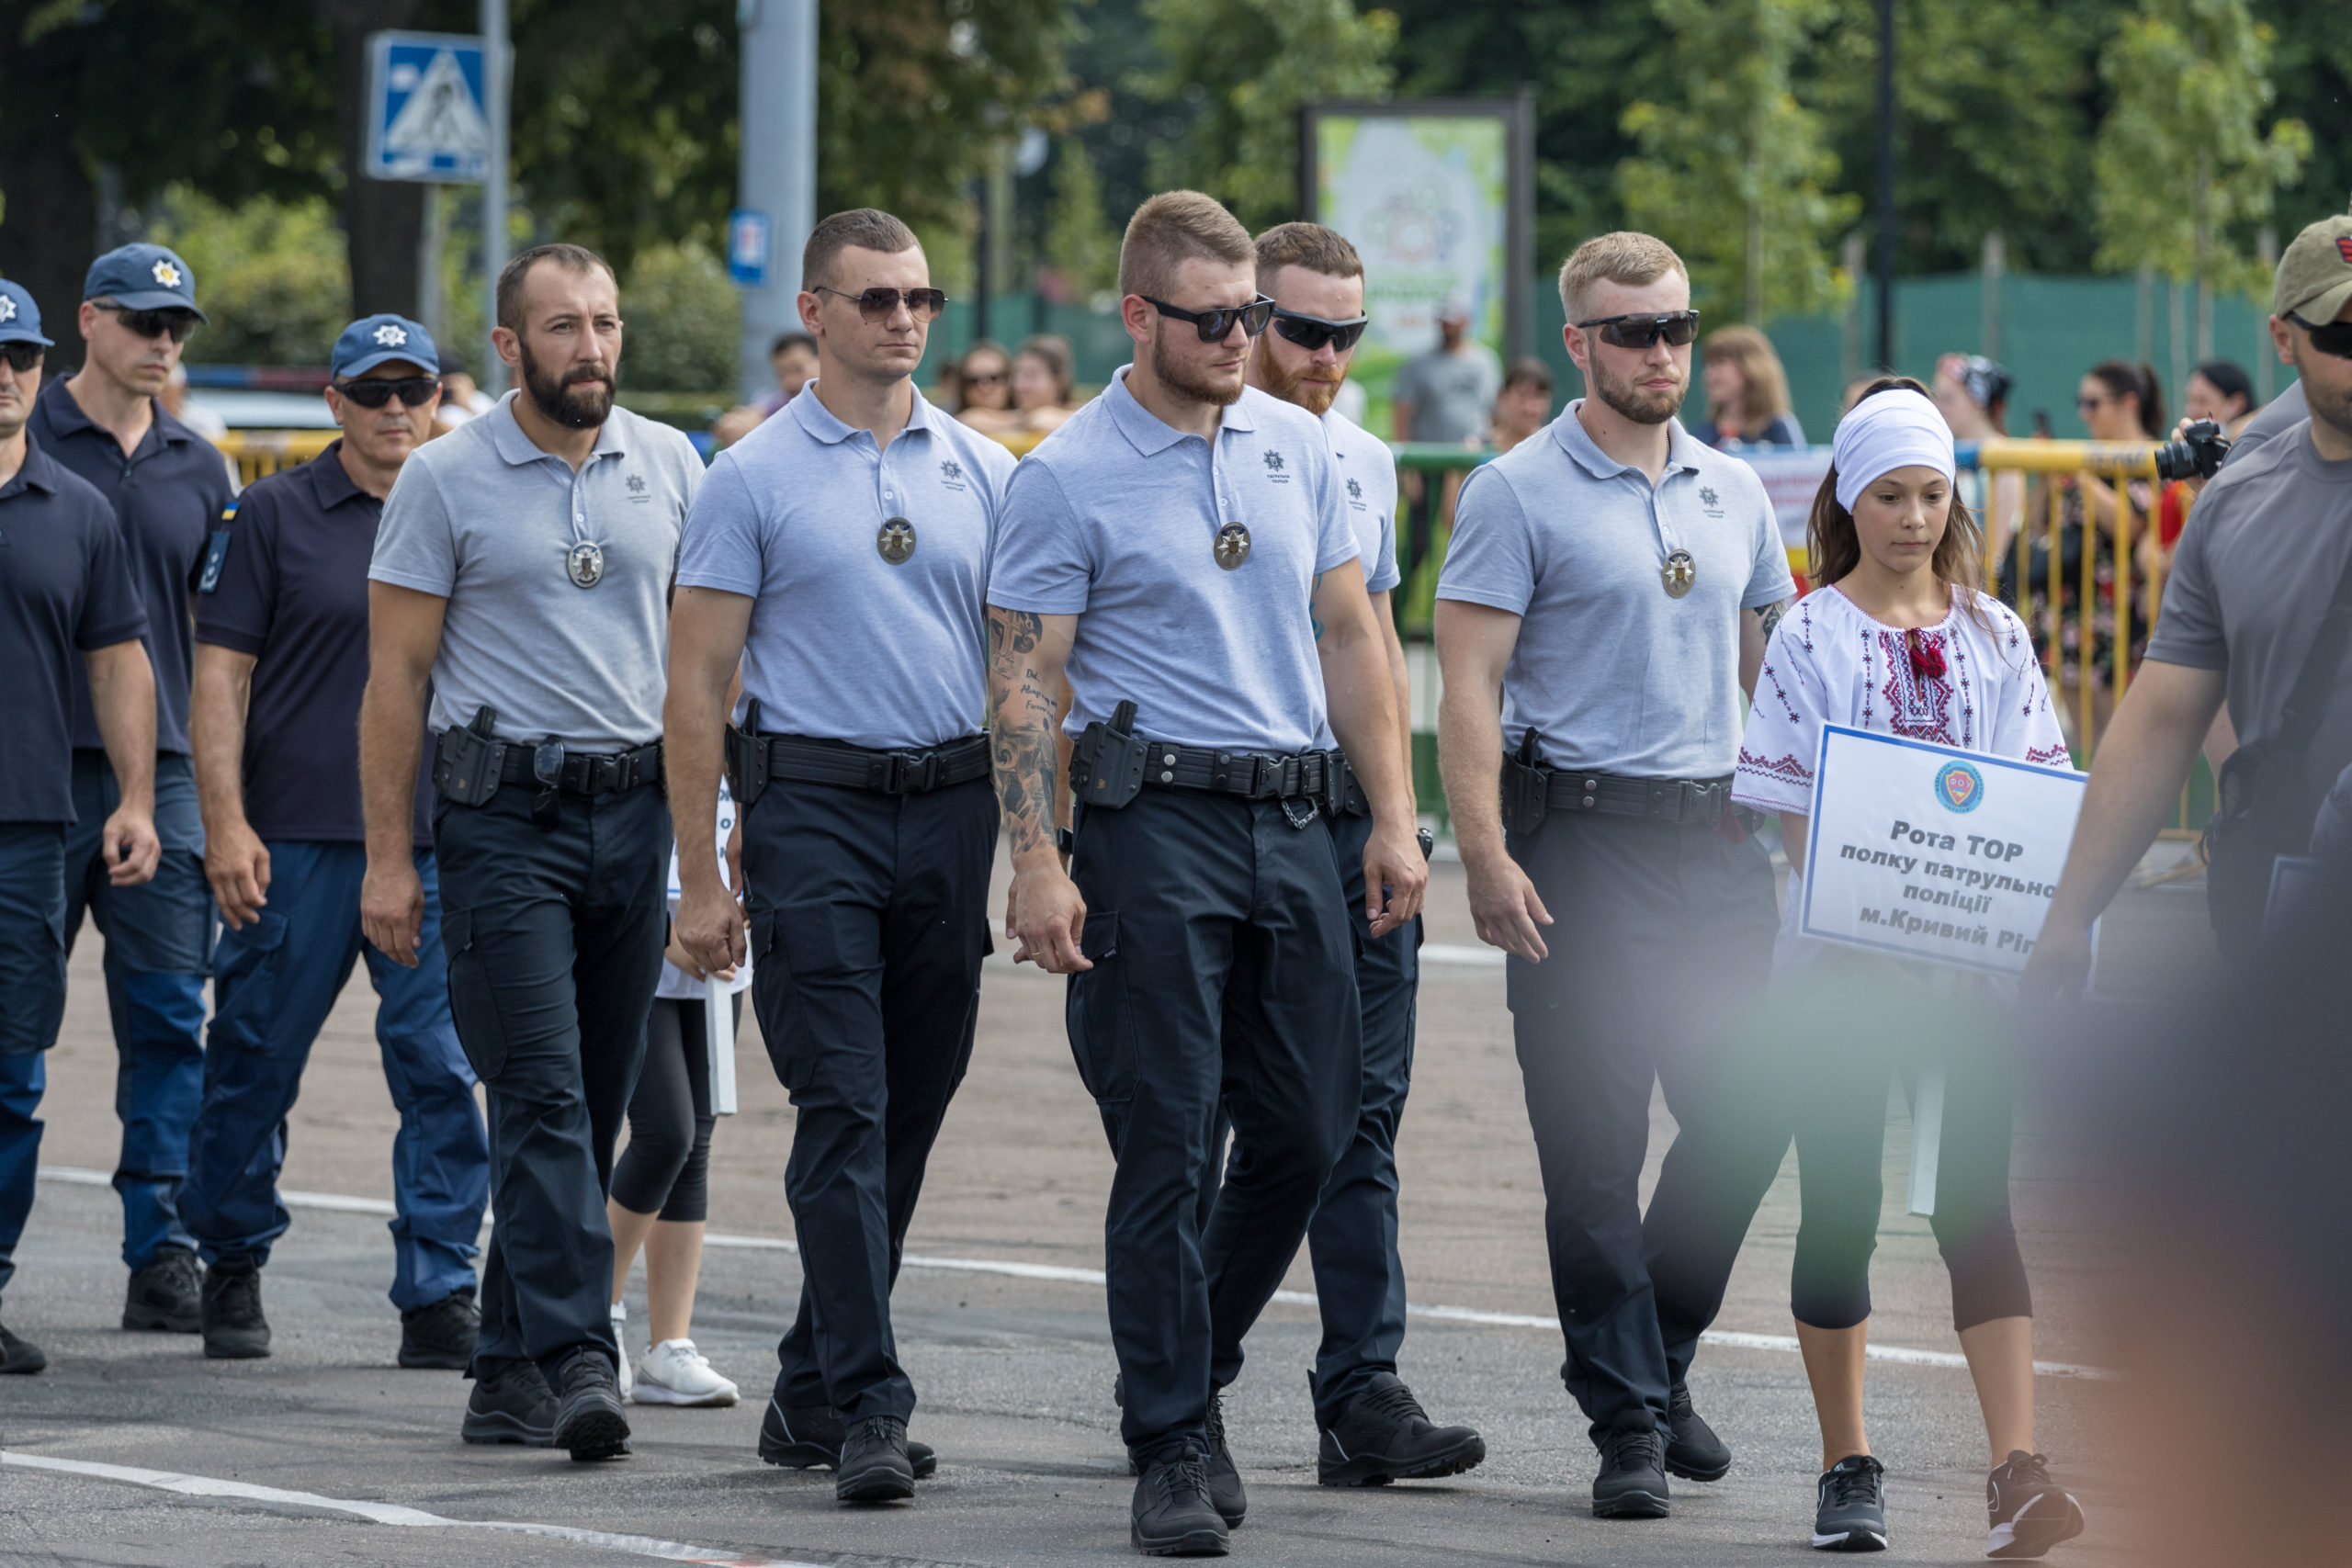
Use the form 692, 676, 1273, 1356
1, 1450, 834, 1567
32, 1166, 2116, 1379
1419, 942, 1507, 967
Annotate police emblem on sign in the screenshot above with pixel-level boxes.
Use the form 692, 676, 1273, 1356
567, 540, 605, 588
877, 517, 917, 565
1934, 760, 1984, 814
1214, 522, 1251, 570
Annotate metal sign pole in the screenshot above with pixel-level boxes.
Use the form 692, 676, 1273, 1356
481, 0, 511, 394
735, 0, 819, 405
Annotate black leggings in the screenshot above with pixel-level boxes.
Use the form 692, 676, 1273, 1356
610, 995, 737, 1224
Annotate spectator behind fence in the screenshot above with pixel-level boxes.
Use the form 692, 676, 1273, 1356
1488, 358, 1555, 455
2027, 213, 2352, 987
954, 338, 1016, 434
711, 332, 821, 451
1932, 354, 2026, 570
1011, 333, 1078, 435
433, 359, 496, 432
2186, 359, 2257, 437
1393, 300, 1500, 446
1692, 324, 1804, 448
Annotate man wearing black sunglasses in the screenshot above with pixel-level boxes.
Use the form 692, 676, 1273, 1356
1245, 220, 1486, 1488
182, 314, 489, 1371
27, 242, 232, 1343
991, 191, 1425, 1556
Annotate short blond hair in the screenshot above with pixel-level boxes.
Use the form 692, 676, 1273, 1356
1556, 231, 1686, 323
1701, 324, 1792, 426
1119, 191, 1253, 302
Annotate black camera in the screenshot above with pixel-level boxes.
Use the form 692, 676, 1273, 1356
2153, 419, 2232, 482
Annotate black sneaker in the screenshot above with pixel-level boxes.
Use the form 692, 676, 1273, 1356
1200, 1387, 1245, 1526
758, 1396, 938, 1478
1131, 1442, 1229, 1557
122, 1247, 201, 1333
200, 1261, 270, 1359
550, 1347, 631, 1461
461, 1359, 557, 1447
1813, 1452, 1889, 1551
1317, 1371, 1486, 1486
835, 1413, 915, 1504
1665, 1381, 1731, 1482
1985, 1450, 2085, 1559
398, 1288, 480, 1371
1592, 1422, 1671, 1519
0, 1322, 46, 1375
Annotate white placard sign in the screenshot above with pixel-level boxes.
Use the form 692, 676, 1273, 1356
1800, 725, 2086, 976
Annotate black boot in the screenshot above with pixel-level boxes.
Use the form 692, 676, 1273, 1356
399, 1287, 480, 1371
1665, 1380, 1731, 1482
1316, 1371, 1486, 1486
1131, 1442, 1228, 1557
1592, 1420, 1671, 1519
759, 1393, 937, 1477
200, 1260, 271, 1359
551, 1347, 631, 1461
1201, 1388, 1246, 1526
0, 1321, 46, 1375
122, 1247, 201, 1333
461, 1359, 557, 1447
834, 1414, 915, 1504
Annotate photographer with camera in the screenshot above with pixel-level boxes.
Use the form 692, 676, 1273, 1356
2027, 215, 2352, 990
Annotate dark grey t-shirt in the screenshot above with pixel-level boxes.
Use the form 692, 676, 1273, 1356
1395, 345, 1501, 445
2147, 420, 2352, 770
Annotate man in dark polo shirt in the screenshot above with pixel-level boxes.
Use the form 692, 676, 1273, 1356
26, 243, 234, 1337
0, 279, 164, 1373
182, 316, 489, 1367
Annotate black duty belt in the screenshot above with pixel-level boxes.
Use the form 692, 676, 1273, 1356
1136, 740, 1351, 805
495, 739, 665, 796
1543, 769, 1732, 825
748, 733, 991, 798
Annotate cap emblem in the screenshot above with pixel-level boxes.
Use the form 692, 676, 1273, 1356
2337, 236, 2352, 265
151, 259, 183, 288
372, 323, 409, 347
0, 297, 14, 324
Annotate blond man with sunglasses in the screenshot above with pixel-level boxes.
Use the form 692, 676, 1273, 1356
27, 243, 233, 1342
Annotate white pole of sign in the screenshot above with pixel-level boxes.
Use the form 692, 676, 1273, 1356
707, 973, 738, 1115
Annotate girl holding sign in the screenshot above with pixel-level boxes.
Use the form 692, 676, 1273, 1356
1655, 380, 2085, 1557
605, 781, 753, 1407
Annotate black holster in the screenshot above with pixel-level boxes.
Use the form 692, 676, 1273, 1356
725, 698, 771, 808
433, 705, 505, 807
1501, 728, 1550, 837
1073, 699, 1148, 810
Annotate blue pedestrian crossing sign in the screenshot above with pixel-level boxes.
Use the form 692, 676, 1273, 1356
365, 32, 490, 184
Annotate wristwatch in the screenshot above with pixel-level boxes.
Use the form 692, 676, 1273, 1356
1056, 827, 1076, 853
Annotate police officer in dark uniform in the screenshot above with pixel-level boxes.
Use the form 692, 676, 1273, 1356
361, 244, 701, 1460
26, 243, 232, 1336
990, 192, 1424, 1557
0, 279, 164, 1371
669, 207, 1014, 1503
182, 315, 490, 1366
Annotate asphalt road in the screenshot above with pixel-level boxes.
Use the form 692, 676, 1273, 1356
2, 853, 2180, 1567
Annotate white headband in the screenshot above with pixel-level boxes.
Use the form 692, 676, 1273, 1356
1831, 389, 1955, 513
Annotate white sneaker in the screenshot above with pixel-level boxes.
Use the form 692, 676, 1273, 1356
631, 1338, 739, 1407
610, 1303, 633, 1400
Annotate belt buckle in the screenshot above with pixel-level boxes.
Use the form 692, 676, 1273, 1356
876, 753, 909, 795
915, 750, 940, 793
587, 755, 619, 795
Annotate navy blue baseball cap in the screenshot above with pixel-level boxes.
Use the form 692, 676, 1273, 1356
331, 314, 439, 379
0, 280, 52, 347
84, 243, 207, 320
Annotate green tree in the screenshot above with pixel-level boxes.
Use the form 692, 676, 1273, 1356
1043, 137, 1120, 303
1135, 0, 1395, 230
146, 186, 352, 366
1616, 0, 1859, 323
617, 242, 739, 391
2093, 0, 2309, 349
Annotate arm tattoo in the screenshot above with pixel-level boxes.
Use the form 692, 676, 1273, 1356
987, 608, 1058, 858
1756, 597, 1790, 641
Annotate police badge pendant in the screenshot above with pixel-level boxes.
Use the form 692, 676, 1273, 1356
877, 517, 917, 565
1661, 548, 1696, 599
1214, 522, 1251, 570
567, 541, 605, 588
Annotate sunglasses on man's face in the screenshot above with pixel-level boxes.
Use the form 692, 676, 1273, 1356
335, 377, 441, 409
1145, 295, 1276, 343
0, 343, 44, 375
100, 306, 198, 344
1271, 308, 1369, 355
1575, 310, 1701, 349
2289, 311, 2352, 360
814, 286, 947, 324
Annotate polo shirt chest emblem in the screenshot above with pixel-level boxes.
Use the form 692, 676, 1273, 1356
1215, 521, 1251, 570
1261, 448, 1289, 484
878, 517, 917, 565
568, 541, 606, 587
625, 474, 650, 502
937, 457, 967, 491
1662, 549, 1696, 598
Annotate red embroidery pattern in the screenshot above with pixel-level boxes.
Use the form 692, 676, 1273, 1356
1736, 747, 1813, 783
2026, 740, 2072, 766
1876, 627, 1961, 744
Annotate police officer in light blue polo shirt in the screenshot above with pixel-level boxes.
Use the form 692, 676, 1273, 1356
1434, 231, 1792, 1521
26, 243, 233, 1338
0, 279, 164, 1375
181, 315, 489, 1368
669, 207, 1013, 1502
989, 191, 1425, 1558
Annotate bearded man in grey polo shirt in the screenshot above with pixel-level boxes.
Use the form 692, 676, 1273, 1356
1435, 231, 1792, 1520
360, 243, 702, 1461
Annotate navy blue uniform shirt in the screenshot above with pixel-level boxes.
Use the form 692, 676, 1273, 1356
28, 376, 234, 756
0, 444, 151, 823
196, 442, 433, 847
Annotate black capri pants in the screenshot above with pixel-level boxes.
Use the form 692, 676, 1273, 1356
610, 994, 740, 1224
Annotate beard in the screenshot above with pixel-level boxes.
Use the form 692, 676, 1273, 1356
1590, 352, 1685, 426
519, 339, 617, 430
1148, 321, 1246, 409
1256, 347, 1341, 415
2297, 356, 2352, 448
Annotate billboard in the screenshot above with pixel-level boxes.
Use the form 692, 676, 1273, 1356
1302, 96, 1533, 405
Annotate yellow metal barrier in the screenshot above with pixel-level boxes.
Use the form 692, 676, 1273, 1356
215, 430, 339, 490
